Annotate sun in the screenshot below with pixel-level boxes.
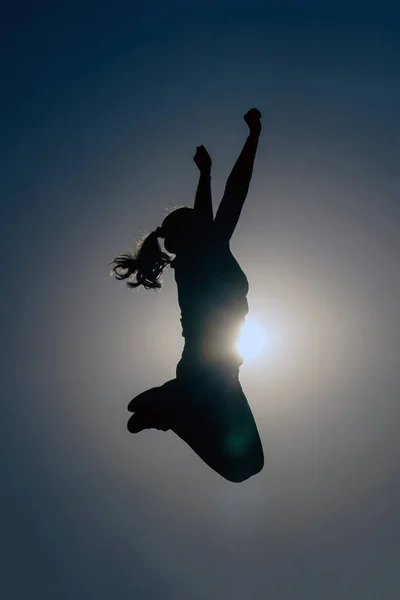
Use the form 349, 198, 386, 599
236, 316, 267, 360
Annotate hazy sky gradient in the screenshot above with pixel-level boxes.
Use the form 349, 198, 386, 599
2, 2, 400, 599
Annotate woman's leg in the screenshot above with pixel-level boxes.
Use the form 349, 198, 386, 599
198, 382, 264, 483
127, 375, 264, 483
170, 372, 264, 483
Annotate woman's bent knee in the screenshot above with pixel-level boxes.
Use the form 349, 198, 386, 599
219, 433, 264, 482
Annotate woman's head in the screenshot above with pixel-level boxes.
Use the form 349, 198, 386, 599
111, 207, 201, 289
160, 207, 198, 254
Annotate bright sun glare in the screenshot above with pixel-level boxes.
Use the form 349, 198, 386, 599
236, 317, 267, 360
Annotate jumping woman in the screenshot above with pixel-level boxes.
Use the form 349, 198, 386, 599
111, 108, 264, 482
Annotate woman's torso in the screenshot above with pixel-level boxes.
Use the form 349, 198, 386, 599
172, 233, 249, 373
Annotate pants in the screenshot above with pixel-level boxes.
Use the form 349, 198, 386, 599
127, 362, 264, 483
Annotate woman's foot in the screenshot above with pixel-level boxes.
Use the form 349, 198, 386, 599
127, 380, 179, 433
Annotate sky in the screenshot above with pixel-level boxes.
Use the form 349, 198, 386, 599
2, 1, 400, 598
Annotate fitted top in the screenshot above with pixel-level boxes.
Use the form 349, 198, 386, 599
171, 234, 249, 368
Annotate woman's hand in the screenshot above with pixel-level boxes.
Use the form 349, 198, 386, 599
244, 108, 262, 136
193, 145, 212, 173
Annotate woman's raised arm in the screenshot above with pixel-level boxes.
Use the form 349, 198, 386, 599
193, 145, 213, 225
213, 109, 261, 242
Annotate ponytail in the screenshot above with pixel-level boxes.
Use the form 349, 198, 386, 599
111, 230, 170, 290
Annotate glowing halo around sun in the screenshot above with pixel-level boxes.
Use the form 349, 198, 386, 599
236, 316, 267, 360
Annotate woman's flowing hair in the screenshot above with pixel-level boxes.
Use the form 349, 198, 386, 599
110, 230, 171, 289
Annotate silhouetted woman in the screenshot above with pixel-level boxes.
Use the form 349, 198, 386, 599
111, 109, 264, 482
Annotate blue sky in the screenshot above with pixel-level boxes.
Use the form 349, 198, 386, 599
2, 2, 400, 599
